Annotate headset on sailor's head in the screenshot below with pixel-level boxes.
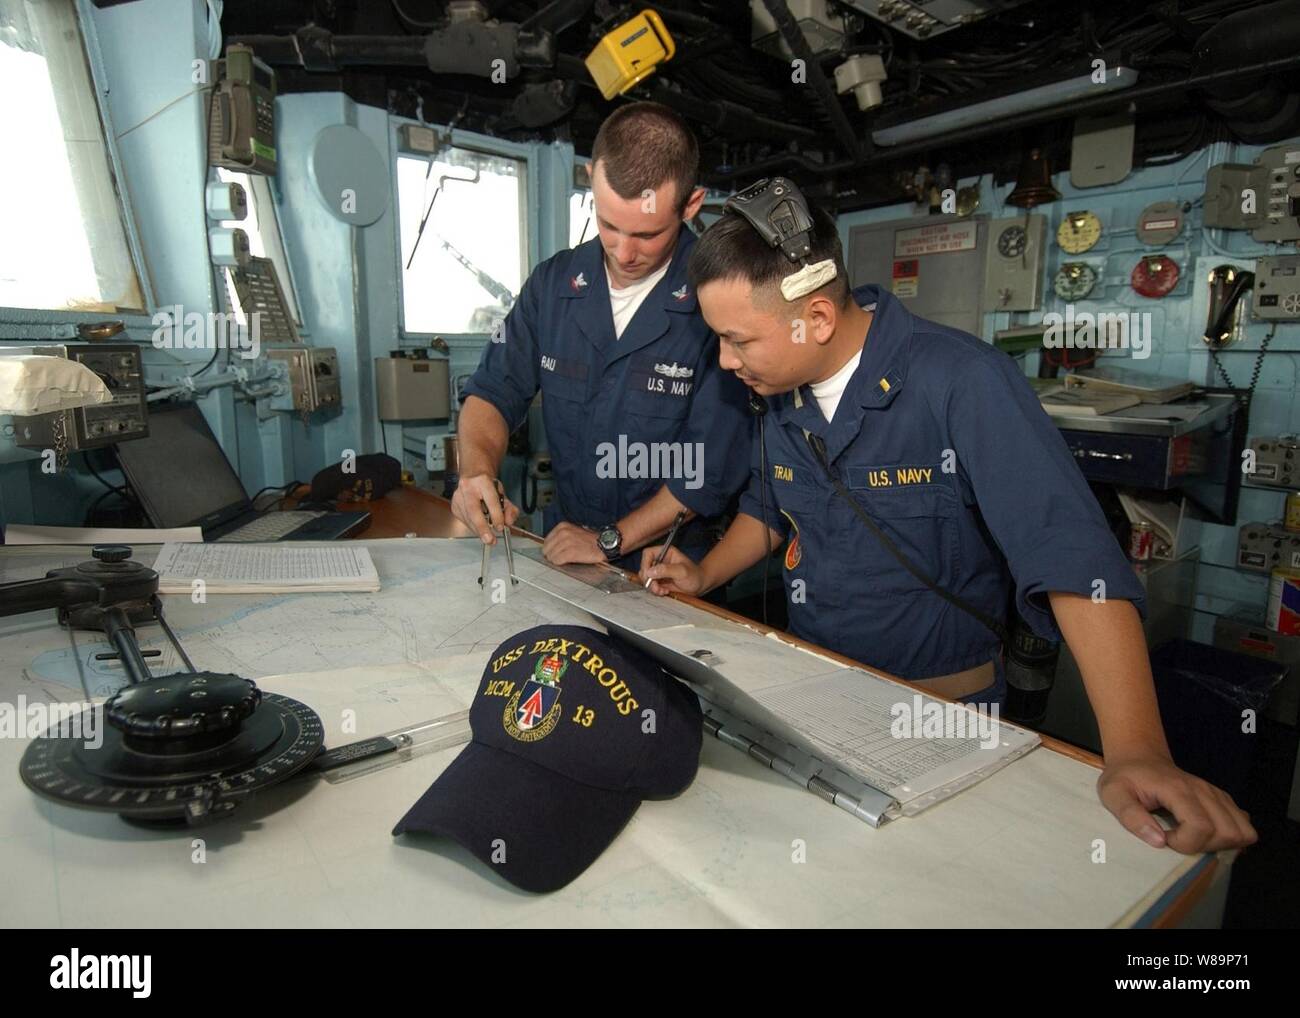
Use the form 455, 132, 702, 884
722, 177, 839, 302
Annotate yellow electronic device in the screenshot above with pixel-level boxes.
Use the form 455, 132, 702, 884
584, 10, 675, 100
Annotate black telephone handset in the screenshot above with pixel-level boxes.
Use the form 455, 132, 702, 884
1204, 265, 1255, 348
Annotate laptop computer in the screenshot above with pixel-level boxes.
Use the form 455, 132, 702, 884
115, 402, 370, 542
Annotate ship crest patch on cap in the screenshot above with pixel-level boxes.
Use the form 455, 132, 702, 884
503, 652, 566, 742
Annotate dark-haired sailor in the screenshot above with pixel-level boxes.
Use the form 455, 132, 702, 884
642, 192, 1257, 856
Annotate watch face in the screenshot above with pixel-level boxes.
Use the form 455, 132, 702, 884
597, 527, 620, 552
997, 225, 1027, 257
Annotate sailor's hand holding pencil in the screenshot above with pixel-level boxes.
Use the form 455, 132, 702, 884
640, 511, 706, 596
640, 545, 706, 596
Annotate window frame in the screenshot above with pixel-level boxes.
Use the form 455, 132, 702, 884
0, 0, 155, 334
390, 122, 538, 343
569, 186, 595, 249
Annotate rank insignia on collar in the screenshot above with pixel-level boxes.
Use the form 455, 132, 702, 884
672, 283, 689, 301
570, 272, 587, 291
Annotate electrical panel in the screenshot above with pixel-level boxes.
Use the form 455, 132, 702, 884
847, 213, 989, 335
1255, 143, 1300, 243
983, 215, 1046, 311
14, 344, 148, 453
1203, 144, 1300, 242
1253, 255, 1300, 321
1238, 521, 1300, 573
267, 347, 341, 416
1248, 435, 1300, 487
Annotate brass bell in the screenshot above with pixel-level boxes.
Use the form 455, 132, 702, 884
1006, 147, 1061, 209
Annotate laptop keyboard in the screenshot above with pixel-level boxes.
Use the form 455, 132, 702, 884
220, 511, 326, 542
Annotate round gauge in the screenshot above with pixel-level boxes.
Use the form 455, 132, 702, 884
1131, 255, 1180, 298
1057, 210, 1103, 254
1053, 262, 1098, 301
1137, 201, 1184, 246
997, 225, 1027, 257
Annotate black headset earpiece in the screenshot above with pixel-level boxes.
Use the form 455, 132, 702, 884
722, 177, 814, 264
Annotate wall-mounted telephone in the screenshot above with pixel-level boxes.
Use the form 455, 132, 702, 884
208, 44, 277, 176
1203, 264, 1255, 349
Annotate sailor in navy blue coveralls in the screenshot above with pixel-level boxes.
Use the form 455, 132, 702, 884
737, 284, 1148, 705
460, 225, 752, 569
643, 198, 1257, 853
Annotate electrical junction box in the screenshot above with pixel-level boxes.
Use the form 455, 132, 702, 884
1255, 143, 1300, 243
1247, 435, 1300, 488
268, 347, 340, 415
983, 215, 1047, 311
1253, 255, 1300, 320
1237, 521, 1300, 573
1203, 145, 1300, 241
375, 355, 450, 420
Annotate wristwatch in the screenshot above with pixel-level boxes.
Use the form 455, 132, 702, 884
596, 523, 623, 562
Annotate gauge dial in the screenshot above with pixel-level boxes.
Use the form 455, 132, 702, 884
997, 225, 1027, 257
1057, 210, 1103, 254
1131, 255, 1180, 298
1053, 262, 1098, 300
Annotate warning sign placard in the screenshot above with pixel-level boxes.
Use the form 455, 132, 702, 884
892, 258, 918, 298
893, 222, 977, 257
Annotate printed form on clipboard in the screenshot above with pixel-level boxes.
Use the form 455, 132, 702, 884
508, 552, 1040, 826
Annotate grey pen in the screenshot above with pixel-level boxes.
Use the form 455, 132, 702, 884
644, 510, 688, 589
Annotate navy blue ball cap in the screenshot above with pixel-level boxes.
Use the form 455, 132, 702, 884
392, 625, 703, 893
